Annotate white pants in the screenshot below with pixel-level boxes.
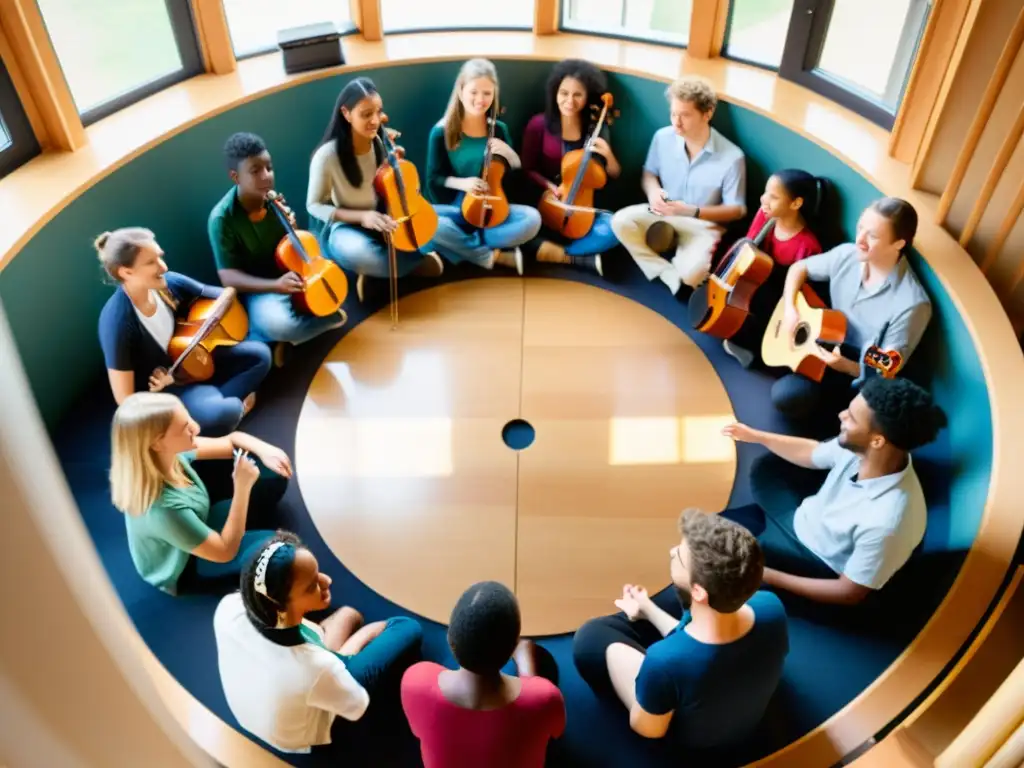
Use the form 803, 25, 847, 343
610, 204, 722, 294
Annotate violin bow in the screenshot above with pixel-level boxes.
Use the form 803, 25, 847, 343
543, 199, 612, 215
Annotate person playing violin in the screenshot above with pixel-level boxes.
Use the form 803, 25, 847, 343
96, 227, 271, 437
424, 58, 542, 275
611, 77, 747, 296
522, 59, 621, 276
210, 133, 347, 368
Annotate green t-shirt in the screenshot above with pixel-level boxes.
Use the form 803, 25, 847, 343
208, 186, 286, 279
125, 451, 212, 594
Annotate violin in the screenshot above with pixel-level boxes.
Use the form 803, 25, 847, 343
461, 100, 510, 229
373, 115, 438, 253
268, 191, 349, 317
538, 93, 617, 240
165, 287, 248, 383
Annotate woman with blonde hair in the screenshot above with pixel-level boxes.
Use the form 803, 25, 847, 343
96, 227, 271, 436
424, 58, 541, 275
110, 391, 290, 595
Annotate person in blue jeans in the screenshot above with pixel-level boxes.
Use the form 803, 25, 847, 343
109, 392, 290, 595
573, 508, 788, 750
213, 530, 423, 754
96, 227, 271, 437
210, 132, 346, 368
424, 58, 543, 275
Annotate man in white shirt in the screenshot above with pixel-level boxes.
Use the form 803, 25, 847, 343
721, 377, 947, 605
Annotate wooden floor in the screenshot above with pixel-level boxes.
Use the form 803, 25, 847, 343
295, 279, 737, 635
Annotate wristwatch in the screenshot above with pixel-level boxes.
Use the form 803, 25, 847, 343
693, 207, 701, 219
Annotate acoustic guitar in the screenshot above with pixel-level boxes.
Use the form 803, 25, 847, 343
165, 287, 248, 383
761, 284, 847, 382
688, 238, 774, 339
864, 345, 904, 378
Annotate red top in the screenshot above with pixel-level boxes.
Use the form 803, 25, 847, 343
746, 208, 822, 266
401, 661, 566, 768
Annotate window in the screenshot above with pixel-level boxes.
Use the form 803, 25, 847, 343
562, 0, 692, 46
223, 0, 355, 58
381, 0, 533, 33
724, 0, 796, 68
0, 60, 39, 179
35, 0, 202, 123
725, 0, 931, 128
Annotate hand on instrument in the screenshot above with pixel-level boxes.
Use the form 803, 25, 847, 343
615, 584, 650, 621
256, 444, 293, 479
546, 182, 562, 200
488, 138, 515, 159
148, 368, 174, 393
815, 344, 846, 369
462, 177, 490, 196
232, 449, 260, 491
269, 194, 298, 227
782, 303, 800, 345
647, 189, 672, 216
394, 145, 406, 159
276, 271, 305, 294
361, 210, 398, 232
590, 137, 613, 159
385, 126, 401, 142
722, 422, 761, 444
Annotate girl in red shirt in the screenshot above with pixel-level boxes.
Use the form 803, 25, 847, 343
723, 169, 826, 368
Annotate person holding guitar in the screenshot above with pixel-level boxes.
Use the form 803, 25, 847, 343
611, 77, 747, 296
521, 59, 621, 276
719, 170, 826, 368
210, 133, 347, 368
770, 197, 931, 419
424, 58, 542, 275
97, 227, 271, 437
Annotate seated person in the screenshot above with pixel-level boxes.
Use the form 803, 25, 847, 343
210, 132, 347, 368
97, 227, 271, 436
214, 531, 423, 754
573, 509, 788, 748
424, 58, 543, 276
717, 169, 826, 368
721, 377, 948, 605
521, 58, 622, 276
401, 581, 565, 768
771, 197, 931, 419
611, 77, 746, 295
110, 392, 291, 595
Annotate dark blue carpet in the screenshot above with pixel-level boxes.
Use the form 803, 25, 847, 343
54, 255, 963, 767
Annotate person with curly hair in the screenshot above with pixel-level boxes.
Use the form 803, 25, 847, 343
572, 509, 789, 748
722, 376, 948, 606
521, 58, 622, 275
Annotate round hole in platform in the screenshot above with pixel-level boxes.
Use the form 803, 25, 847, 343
502, 419, 536, 450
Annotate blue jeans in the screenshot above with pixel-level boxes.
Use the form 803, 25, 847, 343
544, 211, 619, 257
245, 292, 347, 346
326, 223, 434, 278
170, 340, 270, 437
432, 204, 542, 265
337, 616, 423, 693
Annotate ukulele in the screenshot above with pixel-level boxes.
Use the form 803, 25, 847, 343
761, 284, 847, 382
538, 93, 618, 239
373, 115, 438, 253
864, 345, 904, 378
461, 100, 510, 229
164, 287, 248, 383
688, 219, 775, 339
268, 191, 349, 317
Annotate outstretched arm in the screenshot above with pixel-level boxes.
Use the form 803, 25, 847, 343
722, 423, 822, 469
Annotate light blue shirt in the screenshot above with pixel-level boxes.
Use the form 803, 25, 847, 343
643, 126, 746, 208
793, 439, 926, 589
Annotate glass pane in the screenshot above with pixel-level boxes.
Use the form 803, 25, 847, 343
817, 0, 924, 107
0, 115, 10, 152
36, 0, 183, 114
224, 0, 352, 57
564, 0, 692, 45
381, 0, 533, 31
724, 0, 795, 68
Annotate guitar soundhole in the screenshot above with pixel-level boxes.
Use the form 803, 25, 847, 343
794, 324, 810, 346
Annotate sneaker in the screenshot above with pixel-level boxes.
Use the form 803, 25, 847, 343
723, 339, 755, 369
356, 273, 366, 303
411, 251, 444, 278
594, 254, 604, 277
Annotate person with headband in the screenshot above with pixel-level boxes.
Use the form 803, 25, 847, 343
401, 581, 565, 767
96, 227, 271, 436
110, 391, 289, 595
213, 531, 423, 754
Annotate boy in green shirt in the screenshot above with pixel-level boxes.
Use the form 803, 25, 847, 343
209, 133, 346, 366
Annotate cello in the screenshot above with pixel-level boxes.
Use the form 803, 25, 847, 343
537, 93, 617, 239
461, 100, 510, 229
373, 115, 438, 253
268, 191, 349, 318
164, 287, 249, 383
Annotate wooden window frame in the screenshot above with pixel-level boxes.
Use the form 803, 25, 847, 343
0, 57, 39, 179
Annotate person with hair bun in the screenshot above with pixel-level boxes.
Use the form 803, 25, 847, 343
213, 531, 423, 754
401, 581, 565, 768
722, 376, 948, 606
772, 196, 931, 419
96, 227, 271, 436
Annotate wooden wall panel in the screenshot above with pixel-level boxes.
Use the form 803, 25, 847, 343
971, 125, 1024, 267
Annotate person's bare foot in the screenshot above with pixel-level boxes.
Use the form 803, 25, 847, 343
242, 392, 257, 416
513, 638, 538, 677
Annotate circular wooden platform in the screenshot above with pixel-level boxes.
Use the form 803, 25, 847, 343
295, 278, 737, 635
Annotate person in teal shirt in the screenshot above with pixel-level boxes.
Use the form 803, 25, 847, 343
424, 58, 541, 276
110, 391, 291, 595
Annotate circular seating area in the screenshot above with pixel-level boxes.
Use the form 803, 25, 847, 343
2, 53, 1020, 767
